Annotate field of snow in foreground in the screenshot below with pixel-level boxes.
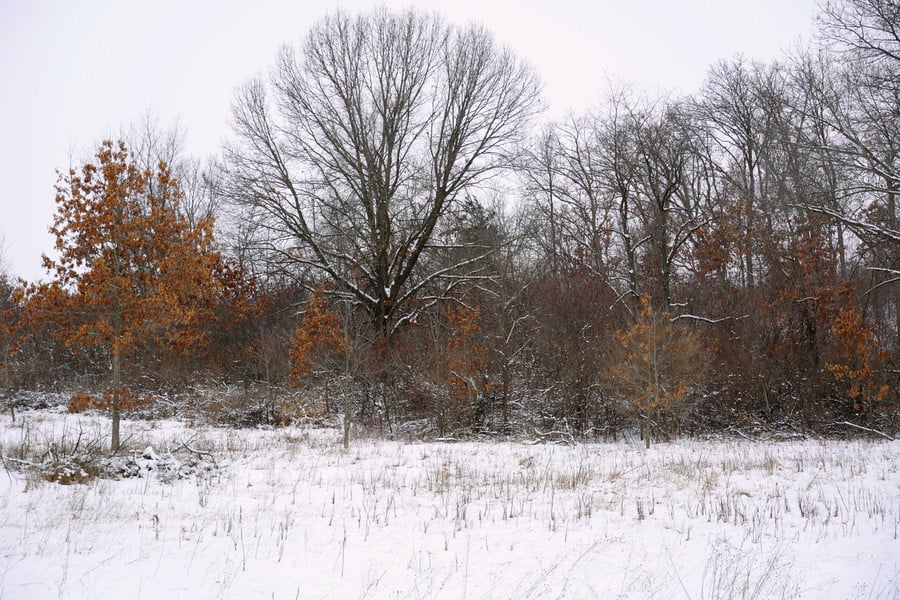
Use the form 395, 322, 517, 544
0, 410, 898, 599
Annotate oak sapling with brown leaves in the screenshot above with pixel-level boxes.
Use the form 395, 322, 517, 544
23, 140, 223, 451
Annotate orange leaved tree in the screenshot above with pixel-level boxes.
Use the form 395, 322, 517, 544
289, 286, 351, 447
444, 304, 492, 435
616, 295, 706, 448
826, 306, 892, 418
0, 274, 23, 421
28, 140, 222, 450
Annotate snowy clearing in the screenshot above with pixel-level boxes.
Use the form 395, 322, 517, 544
0, 409, 898, 599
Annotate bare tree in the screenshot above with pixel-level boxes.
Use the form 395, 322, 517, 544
123, 112, 221, 230
521, 96, 642, 319
693, 58, 780, 289
819, 0, 900, 68
800, 0, 900, 346
524, 91, 708, 316
519, 125, 567, 277
594, 92, 647, 317
222, 8, 541, 338
814, 0, 899, 215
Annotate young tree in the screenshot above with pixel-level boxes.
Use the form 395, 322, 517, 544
0, 262, 23, 421
616, 295, 706, 447
28, 140, 222, 451
826, 305, 892, 418
289, 286, 352, 447
442, 304, 492, 434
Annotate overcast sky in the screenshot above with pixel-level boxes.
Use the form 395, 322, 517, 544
0, 0, 819, 281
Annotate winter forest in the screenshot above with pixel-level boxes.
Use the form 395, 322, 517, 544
2, 1, 900, 599
1, 0, 900, 446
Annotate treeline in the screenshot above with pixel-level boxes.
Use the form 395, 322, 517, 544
2, 0, 899, 443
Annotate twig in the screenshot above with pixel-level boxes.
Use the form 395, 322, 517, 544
665, 545, 694, 600
671, 313, 749, 324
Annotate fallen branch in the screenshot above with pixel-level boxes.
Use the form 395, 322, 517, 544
527, 428, 576, 445
179, 438, 217, 465
726, 426, 756, 442
832, 421, 895, 441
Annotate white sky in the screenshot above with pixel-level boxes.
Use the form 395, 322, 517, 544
0, 0, 819, 282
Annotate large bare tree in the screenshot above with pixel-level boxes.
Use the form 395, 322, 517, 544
222, 8, 541, 337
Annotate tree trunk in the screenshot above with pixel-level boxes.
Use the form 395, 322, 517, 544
501, 362, 510, 432
643, 412, 650, 450
621, 199, 639, 319
111, 338, 121, 452
887, 179, 900, 351
3, 350, 12, 423
342, 355, 351, 450
745, 158, 757, 289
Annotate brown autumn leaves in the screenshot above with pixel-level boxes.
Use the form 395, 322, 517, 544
14, 141, 236, 449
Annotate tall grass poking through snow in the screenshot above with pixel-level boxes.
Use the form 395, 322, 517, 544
0, 409, 898, 599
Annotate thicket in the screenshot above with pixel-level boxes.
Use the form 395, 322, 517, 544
2, 0, 898, 445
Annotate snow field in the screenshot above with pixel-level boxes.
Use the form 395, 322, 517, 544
0, 409, 898, 599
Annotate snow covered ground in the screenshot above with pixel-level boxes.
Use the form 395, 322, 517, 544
0, 408, 898, 599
